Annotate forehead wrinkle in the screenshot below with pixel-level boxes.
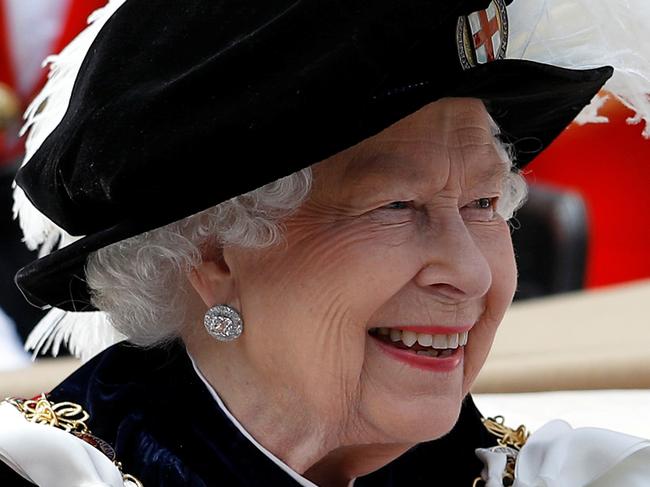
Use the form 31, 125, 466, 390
474, 157, 510, 188
441, 97, 493, 132
341, 141, 449, 194
444, 119, 511, 188
458, 148, 510, 191
327, 99, 511, 200
445, 120, 495, 148
441, 98, 503, 151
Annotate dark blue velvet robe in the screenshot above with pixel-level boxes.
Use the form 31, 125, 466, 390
0, 342, 498, 486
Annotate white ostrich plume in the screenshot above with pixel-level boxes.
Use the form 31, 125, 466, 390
14, 0, 127, 362
25, 309, 126, 363
508, 0, 650, 138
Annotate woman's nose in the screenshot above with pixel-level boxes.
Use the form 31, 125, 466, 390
414, 218, 492, 302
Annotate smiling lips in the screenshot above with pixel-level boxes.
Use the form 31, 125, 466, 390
369, 326, 470, 371
370, 326, 469, 354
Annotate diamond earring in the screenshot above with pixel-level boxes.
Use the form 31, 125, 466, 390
203, 304, 243, 341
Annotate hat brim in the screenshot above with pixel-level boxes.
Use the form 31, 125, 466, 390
16, 60, 613, 311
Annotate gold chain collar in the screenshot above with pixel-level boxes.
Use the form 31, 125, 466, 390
7, 395, 90, 433
484, 415, 530, 450
4, 394, 143, 486
5, 395, 529, 487
473, 415, 530, 487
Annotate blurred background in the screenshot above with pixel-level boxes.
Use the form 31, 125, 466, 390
0, 0, 649, 436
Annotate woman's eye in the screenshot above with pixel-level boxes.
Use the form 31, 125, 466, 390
383, 201, 412, 210
462, 197, 498, 221
473, 197, 493, 210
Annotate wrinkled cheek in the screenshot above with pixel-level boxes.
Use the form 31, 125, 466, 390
496, 226, 519, 303
462, 316, 499, 394
463, 228, 517, 392
465, 306, 514, 386
291, 304, 370, 411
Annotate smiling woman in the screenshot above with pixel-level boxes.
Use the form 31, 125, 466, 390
59, 98, 528, 485
1, 0, 649, 486
179, 99, 524, 479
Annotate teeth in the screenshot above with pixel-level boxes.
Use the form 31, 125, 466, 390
373, 328, 470, 351
401, 330, 418, 347
417, 333, 433, 347
432, 334, 448, 349
390, 329, 401, 342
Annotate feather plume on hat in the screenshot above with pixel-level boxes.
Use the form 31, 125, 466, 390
14, 0, 650, 362
14, 0, 128, 362
508, 0, 650, 137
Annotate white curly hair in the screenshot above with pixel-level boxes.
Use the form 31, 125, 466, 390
85, 167, 313, 347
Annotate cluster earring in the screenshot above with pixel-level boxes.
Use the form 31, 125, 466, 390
203, 304, 243, 341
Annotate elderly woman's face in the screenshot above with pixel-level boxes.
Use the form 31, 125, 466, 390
220, 98, 516, 445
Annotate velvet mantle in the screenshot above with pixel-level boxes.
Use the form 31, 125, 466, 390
0, 342, 499, 486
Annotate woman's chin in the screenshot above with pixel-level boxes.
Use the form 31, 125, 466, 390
359, 336, 469, 443
372, 397, 464, 444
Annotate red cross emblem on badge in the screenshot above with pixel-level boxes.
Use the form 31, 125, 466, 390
456, 0, 509, 70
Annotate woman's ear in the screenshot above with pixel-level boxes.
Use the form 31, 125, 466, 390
187, 247, 235, 308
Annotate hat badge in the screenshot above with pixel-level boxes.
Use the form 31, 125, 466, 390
456, 0, 509, 70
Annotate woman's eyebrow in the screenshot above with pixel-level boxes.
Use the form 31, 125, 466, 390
344, 133, 511, 188
344, 151, 431, 186
476, 158, 511, 186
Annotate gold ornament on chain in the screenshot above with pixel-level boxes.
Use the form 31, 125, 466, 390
7, 395, 90, 433
483, 415, 529, 450
473, 415, 530, 487
4, 395, 143, 487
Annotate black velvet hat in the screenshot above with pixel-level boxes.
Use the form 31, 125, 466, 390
14, 0, 612, 311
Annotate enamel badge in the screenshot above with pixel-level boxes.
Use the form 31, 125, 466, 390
456, 0, 509, 70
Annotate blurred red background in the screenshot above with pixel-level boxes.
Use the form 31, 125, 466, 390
525, 96, 650, 288
0, 0, 105, 163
